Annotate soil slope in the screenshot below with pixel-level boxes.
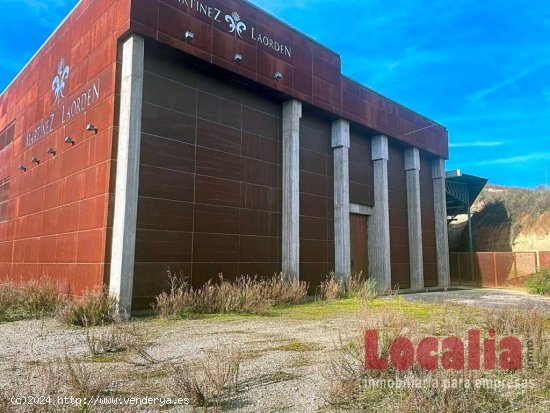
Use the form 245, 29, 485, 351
449, 186, 550, 252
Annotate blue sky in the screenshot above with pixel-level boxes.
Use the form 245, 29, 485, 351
1, 0, 549, 188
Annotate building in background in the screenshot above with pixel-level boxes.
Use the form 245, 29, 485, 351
0, 0, 450, 311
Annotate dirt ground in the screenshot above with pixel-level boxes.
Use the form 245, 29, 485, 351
402, 288, 550, 311
0, 289, 549, 412
0, 305, 360, 412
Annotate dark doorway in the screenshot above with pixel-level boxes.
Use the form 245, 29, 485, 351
350, 214, 369, 277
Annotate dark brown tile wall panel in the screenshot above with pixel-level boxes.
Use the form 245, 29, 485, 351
198, 119, 242, 155
129, 0, 448, 158
194, 204, 240, 234
0, 0, 130, 295
420, 154, 438, 287
388, 143, 410, 289
132, 262, 192, 306
141, 102, 196, 145
139, 165, 195, 202
349, 128, 374, 206
134, 44, 283, 307
299, 110, 334, 288
141, 134, 195, 173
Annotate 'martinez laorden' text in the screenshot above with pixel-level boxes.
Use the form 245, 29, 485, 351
176, 0, 292, 58
25, 114, 55, 148
251, 27, 291, 58
177, 0, 222, 21
61, 81, 100, 124
24, 79, 101, 148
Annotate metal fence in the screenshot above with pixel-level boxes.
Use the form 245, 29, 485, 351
450, 251, 550, 288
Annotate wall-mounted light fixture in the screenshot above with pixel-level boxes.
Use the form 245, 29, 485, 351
64, 136, 75, 145
86, 124, 98, 134
46, 147, 56, 156
31, 157, 40, 164
18, 165, 27, 172
184, 31, 194, 42
233, 53, 243, 62
273, 71, 283, 80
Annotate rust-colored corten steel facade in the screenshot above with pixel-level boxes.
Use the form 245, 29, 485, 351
0, 0, 450, 311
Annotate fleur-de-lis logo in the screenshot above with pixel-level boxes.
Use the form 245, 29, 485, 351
225, 11, 247, 38
51, 58, 70, 106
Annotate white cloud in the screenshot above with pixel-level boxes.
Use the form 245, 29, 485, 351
0, 0, 77, 28
467, 60, 550, 103
450, 141, 504, 148
442, 109, 550, 123
472, 152, 550, 166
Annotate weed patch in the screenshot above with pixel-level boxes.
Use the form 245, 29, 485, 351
323, 303, 550, 412
318, 272, 377, 302
58, 288, 119, 326
155, 272, 308, 318
169, 346, 241, 407
85, 322, 144, 357
274, 340, 322, 352
526, 268, 550, 295
0, 278, 61, 321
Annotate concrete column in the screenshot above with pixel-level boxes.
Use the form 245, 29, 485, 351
432, 158, 450, 289
332, 119, 351, 281
405, 147, 424, 290
282, 100, 302, 280
368, 135, 391, 292
109, 34, 145, 314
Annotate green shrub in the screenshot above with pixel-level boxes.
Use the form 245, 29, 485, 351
58, 288, 119, 326
526, 269, 550, 295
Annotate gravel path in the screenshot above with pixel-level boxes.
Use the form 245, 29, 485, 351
402, 288, 550, 312
0, 314, 360, 412
1, 289, 548, 412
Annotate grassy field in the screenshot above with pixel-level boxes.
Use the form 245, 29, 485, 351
0, 292, 548, 412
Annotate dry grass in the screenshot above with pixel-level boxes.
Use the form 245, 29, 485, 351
169, 346, 241, 407
481, 307, 549, 374
19, 279, 61, 317
323, 303, 550, 412
154, 272, 308, 319
318, 272, 377, 302
0, 357, 111, 413
85, 322, 144, 357
57, 288, 119, 327
263, 274, 309, 305
1, 361, 67, 413
477, 185, 550, 222
64, 356, 111, 400
318, 273, 341, 301
0, 279, 19, 320
0, 277, 61, 321
0, 279, 119, 327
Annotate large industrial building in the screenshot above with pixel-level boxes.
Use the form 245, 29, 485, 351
0, 0, 450, 311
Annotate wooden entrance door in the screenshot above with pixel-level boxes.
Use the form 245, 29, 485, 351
350, 214, 368, 278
